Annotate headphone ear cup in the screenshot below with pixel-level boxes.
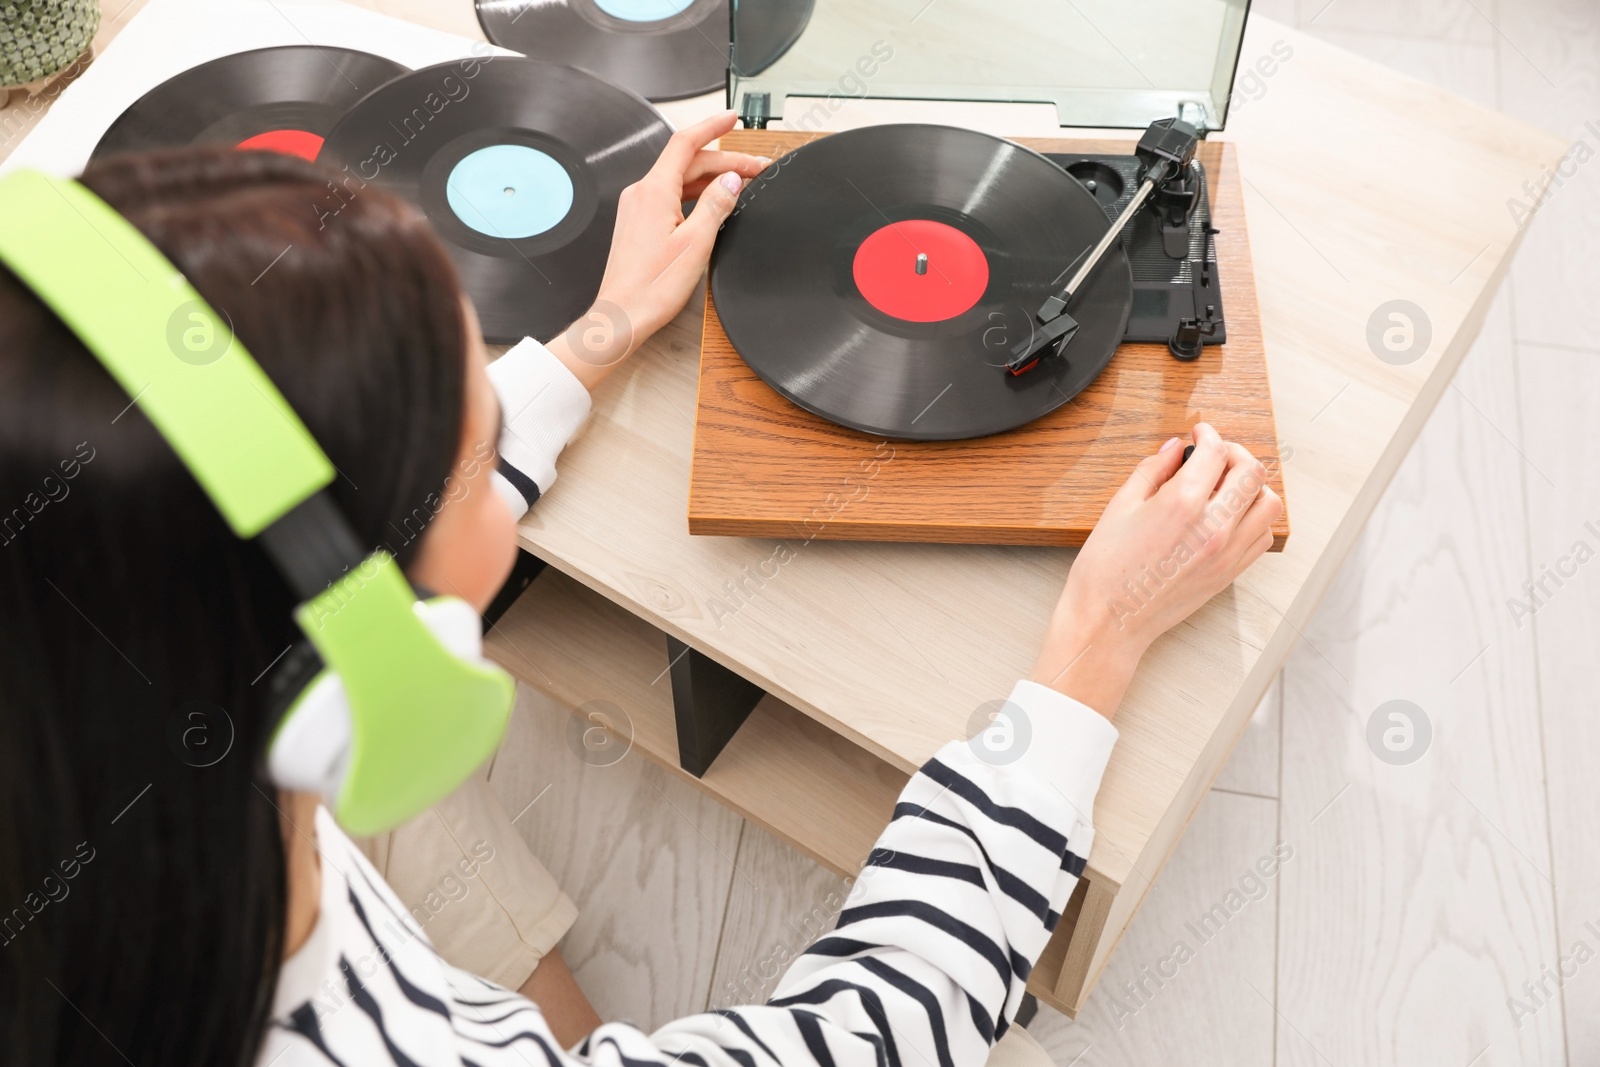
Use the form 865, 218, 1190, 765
267, 667, 352, 798
264, 596, 491, 800
412, 596, 488, 662
261, 592, 480, 751
267, 561, 513, 836
265, 597, 507, 809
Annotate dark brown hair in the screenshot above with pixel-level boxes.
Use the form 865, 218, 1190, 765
0, 146, 468, 1065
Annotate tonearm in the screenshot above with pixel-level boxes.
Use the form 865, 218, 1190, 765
1004, 116, 1202, 375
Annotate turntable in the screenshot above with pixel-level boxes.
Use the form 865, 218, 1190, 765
690, 0, 1288, 549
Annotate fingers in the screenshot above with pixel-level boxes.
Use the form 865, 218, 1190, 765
1231, 482, 1282, 560
651, 111, 740, 181
1166, 422, 1228, 500
1232, 521, 1277, 575
1209, 443, 1269, 533
1147, 425, 1276, 560
1114, 435, 1187, 506
667, 170, 745, 281
683, 151, 771, 193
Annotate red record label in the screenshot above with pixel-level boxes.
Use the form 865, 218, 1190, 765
852, 219, 989, 323
235, 129, 325, 161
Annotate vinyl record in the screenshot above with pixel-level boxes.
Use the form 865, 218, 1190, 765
475, 0, 723, 101
731, 0, 816, 78
91, 46, 408, 164
321, 57, 671, 344
710, 125, 1133, 441
475, 0, 812, 102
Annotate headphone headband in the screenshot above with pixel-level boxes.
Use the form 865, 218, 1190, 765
0, 168, 514, 835
0, 169, 332, 537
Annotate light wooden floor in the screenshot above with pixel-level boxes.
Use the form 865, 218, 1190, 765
485, 2, 1600, 1063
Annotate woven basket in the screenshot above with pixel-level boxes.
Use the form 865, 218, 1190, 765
1, 0, 100, 87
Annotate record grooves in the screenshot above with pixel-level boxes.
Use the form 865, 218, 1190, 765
710, 124, 1133, 441
321, 57, 671, 344
475, 0, 813, 102
91, 46, 408, 164
476, 0, 725, 102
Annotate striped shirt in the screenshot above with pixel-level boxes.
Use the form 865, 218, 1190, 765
256, 681, 1118, 1067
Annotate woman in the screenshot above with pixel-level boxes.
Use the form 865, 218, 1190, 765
0, 114, 1279, 1066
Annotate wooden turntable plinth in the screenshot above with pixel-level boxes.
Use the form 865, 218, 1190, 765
691, 130, 1288, 550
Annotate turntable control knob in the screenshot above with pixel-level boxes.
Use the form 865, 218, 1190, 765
1085, 180, 1098, 192
916, 253, 929, 276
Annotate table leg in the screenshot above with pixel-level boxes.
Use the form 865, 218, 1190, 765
482, 549, 548, 630
666, 636, 765, 777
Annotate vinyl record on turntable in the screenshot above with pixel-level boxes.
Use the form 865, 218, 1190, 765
475, 0, 812, 102
321, 57, 671, 344
710, 124, 1133, 441
91, 46, 409, 164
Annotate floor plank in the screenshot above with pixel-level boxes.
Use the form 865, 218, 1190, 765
1214, 676, 1283, 800
1497, 0, 1600, 355
708, 824, 851, 1011
487, 686, 745, 1029
1514, 340, 1600, 1059
1276, 290, 1565, 1066
1028, 791, 1280, 1067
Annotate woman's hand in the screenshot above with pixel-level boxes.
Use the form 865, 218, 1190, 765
1031, 423, 1282, 718
545, 111, 769, 389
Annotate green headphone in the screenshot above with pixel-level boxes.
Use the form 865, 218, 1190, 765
0, 169, 515, 836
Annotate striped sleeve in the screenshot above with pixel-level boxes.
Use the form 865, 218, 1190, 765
596, 680, 1118, 1067
487, 337, 592, 515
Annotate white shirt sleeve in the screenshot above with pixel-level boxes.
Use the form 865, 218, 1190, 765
486, 337, 593, 515
1005, 679, 1120, 851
